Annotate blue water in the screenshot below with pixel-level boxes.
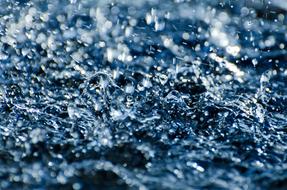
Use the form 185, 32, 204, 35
0, 0, 286, 189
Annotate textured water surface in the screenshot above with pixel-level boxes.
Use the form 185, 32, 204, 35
0, 0, 287, 189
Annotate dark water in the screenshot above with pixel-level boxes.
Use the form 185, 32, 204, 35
0, 0, 287, 189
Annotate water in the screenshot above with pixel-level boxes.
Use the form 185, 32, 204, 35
0, 0, 286, 189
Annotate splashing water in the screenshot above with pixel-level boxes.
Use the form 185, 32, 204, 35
0, 0, 287, 189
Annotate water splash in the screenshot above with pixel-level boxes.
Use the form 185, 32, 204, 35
0, 0, 286, 189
